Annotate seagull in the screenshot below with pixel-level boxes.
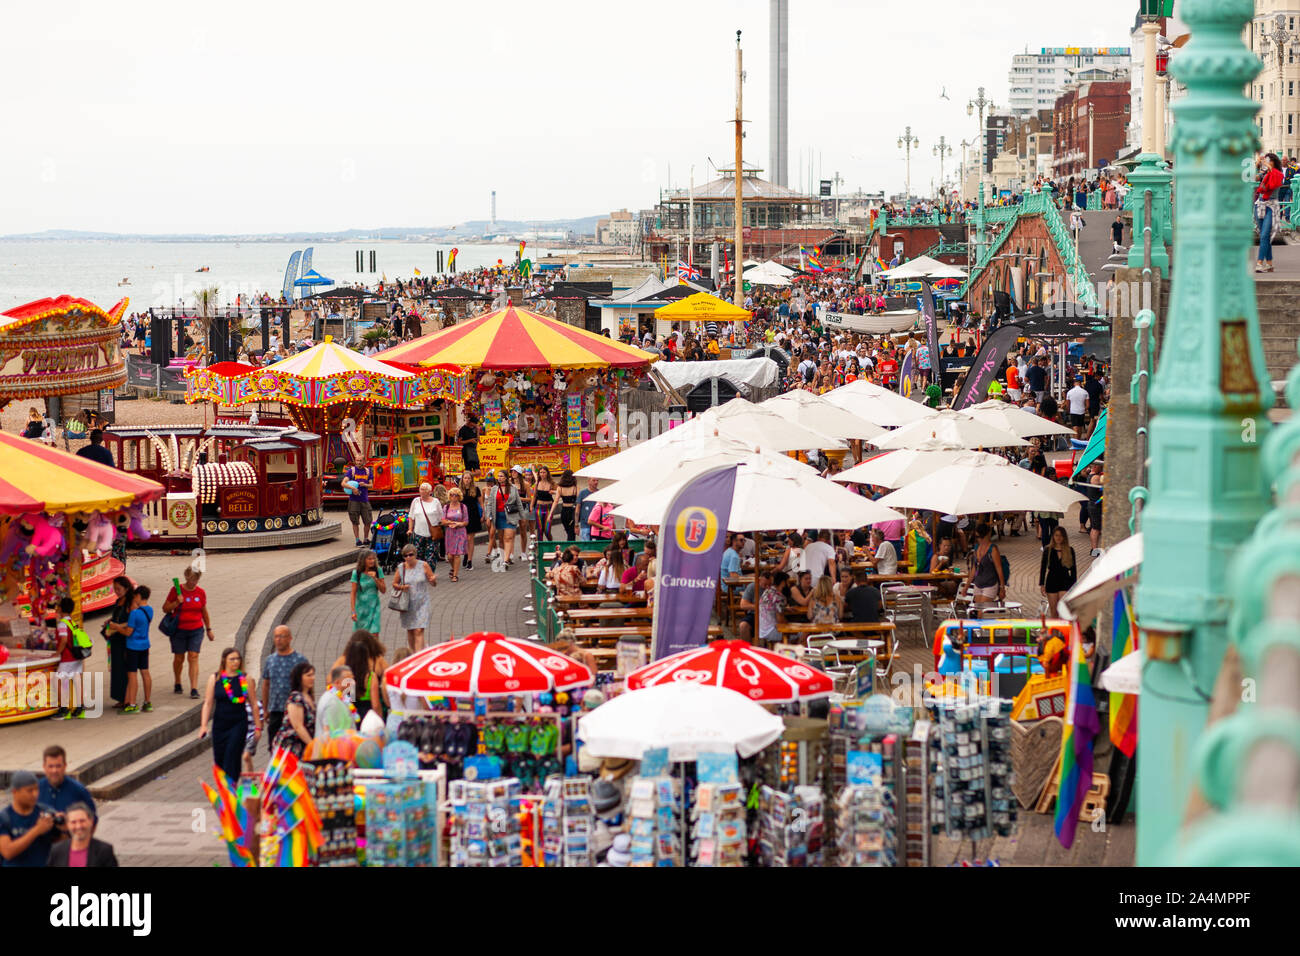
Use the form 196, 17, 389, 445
940, 87, 950, 100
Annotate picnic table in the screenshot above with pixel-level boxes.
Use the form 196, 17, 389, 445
571, 624, 724, 646
560, 606, 655, 622
551, 593, 648, 609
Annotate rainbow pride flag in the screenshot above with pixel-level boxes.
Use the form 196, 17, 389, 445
1108, 588, 1138, 757
904, 529, 931, 574
1054, 622, 1099, 848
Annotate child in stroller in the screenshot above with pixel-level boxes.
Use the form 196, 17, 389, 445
371, 511, 410, 573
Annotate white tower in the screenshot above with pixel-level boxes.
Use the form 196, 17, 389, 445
769, 0, 789, 187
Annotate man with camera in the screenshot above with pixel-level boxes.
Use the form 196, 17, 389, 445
38, 745, 96, 822
0, 771, 57, 867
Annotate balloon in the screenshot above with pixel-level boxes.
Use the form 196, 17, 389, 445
360, 710, 385, 738
354, 737, 384, 769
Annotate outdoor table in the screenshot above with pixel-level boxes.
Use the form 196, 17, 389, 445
572, 624, 723, 646
721, 574, 755, 628
775, 621, 896, 642
867, 572, 961, 586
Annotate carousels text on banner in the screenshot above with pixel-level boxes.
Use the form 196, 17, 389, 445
651, 465, 738, 661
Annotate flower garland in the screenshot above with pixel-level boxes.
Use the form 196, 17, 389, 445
326, 683, 359, 724
220, 672, 251, 704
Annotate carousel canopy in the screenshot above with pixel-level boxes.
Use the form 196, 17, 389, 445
652, 292, 752, 323
185, 340, 468, 407
378, 305, 658, 371
0, 432, 164, 516
0, 295, 128, 334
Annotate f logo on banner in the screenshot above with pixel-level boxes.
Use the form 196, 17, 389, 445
675, 506, 718, 555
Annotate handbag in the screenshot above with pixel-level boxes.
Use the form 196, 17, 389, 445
418, 497, 444, 542
158, 612, 180, 638
388, 566, 411, 612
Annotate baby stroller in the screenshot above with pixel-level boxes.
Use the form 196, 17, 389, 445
371, 511, 409, 574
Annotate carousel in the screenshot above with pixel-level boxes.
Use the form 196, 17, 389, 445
0, 433, 163, 724
185, 340, 469, 504
378, 305, 658, 475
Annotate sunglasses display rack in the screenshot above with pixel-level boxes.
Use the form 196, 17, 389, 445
690, 782, 747, 867
303, 759, 358, 867
928, 697, 1017, 843
540, 775, 596, 867
627, 775, 680, 867
447, 777, 525, 867
757, 785, 824, 867
395, 709, 566, 786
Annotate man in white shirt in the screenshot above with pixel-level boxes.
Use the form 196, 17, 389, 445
869, 528, 898, 575
1066, 377, 1090, 439
803, 530, 838, 586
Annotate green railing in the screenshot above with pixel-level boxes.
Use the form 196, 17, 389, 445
959, 192, 1098, 312
1087, 190, 1103, 211
922, 239, 969, 259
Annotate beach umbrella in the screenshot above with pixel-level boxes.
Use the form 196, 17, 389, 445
0, 432, 164, 516
962, 399, 1075, 438
876, 452, 1085, 515
586, 447, 817, 504
832, 439, 984, 490
680, 398, 847, 450
576, 682, 785, 760
293, 269, 334, 288
383, 631, 594, 699
759, 389, 887, 441
652, 292, 752, 324
625, 640, 833, 703
612, 467, 902, 531
823, 378, 937, 427
870, 408, 1027, 450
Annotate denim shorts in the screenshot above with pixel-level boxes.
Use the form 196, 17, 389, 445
169, 627, 205, 655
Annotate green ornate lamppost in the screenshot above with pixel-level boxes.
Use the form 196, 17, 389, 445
1134, 0, 1274, 865
1127, 0, 1175, 272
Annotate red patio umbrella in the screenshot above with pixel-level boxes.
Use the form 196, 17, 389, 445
625, 640, 833, 703
383, 631, 594, 698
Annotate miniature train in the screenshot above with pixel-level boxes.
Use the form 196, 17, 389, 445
103, 424, 325, 541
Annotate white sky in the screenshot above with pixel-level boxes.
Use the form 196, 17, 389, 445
0, 0, 1137, 234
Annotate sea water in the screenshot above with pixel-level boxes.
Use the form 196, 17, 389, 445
0, 240, 579, 313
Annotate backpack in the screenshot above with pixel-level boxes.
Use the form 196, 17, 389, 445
63, 617, 93, 660
1000, 552, 1011, 583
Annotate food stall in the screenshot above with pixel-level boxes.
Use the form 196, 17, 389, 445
378, 305, 658, 474
185, 340, 469, 503
0, 433, 163, 724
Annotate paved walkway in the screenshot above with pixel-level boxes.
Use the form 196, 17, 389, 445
0, 533, 354, 777
94, 557, 536, 865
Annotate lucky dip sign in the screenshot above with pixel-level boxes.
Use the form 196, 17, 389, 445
384, 631, 594, 698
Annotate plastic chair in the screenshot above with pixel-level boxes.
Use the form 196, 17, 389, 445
875, 631, 900, 682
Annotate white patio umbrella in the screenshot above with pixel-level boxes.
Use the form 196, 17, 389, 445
832, 439, 991, 489
743, 263, 792, 287
876, 452, 1085, 515
1061, 532, 1143, 620
823, 378, 938, 427
870, 408, 1028, 450
587, 448, 817, 505
962, 399, 1075, 439
925, 262, 968, 279
575, 434, 738, 482
673, 398, 847, 450
1100, 649, 1142, 696
576, 682, 786, 760
877, 262, 930, 280
760, 389, 887, 442
613, 467, 903, 531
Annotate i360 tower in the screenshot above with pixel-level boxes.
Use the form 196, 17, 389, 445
769, 0, 789, 187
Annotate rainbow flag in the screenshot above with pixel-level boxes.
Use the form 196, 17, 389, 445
1108, 588, 1138, 757
875, 257, 888, 271
807, 246, 824, 272
904, 528, 931, 574
1054, 622, 1099, 848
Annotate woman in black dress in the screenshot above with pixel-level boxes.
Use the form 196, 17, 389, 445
1038, 526, 1078, 618
459, 471, 482, 571
104, 576, 133, 708
199, 648, 260, 785
557, 469, 578, 540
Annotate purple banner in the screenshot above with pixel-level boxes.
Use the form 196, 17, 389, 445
651, 465, 738, 660
920, 280, 942, 386
953, 323, 1024, 410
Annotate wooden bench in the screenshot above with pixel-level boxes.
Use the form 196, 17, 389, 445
571, 624, 724, 645
775, 622, 896, 638
551, 593, 648, 609
560, 606, 655, 622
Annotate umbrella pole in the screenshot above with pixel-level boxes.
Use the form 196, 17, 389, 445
753, 530, 764, 646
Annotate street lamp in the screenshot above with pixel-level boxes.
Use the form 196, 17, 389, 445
967, 87, 997, 262
933, 137, 953, 199
897, 127, 919, 206
1127, 0, 1173, 270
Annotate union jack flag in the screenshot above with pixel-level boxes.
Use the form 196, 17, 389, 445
676, 260, 701, 281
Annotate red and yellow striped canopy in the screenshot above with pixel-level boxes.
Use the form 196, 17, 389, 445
379, 305, 658, 371
0, 432, 164, 516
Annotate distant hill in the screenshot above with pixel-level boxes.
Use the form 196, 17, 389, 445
2, 214, 607, 241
